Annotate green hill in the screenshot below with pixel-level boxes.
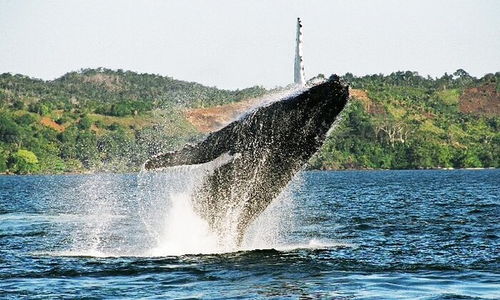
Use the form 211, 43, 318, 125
310, 70, 499, 169
0, 68, 498, 174
0, 68, 266, 174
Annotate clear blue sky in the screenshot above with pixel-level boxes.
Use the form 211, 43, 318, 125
1, 0, 499, 89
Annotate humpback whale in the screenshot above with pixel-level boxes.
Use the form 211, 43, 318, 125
145, 76, 349, 246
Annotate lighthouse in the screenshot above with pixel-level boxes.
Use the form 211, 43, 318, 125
294, 17, 305, 86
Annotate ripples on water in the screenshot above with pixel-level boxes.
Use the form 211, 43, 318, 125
0, 170, 499, 299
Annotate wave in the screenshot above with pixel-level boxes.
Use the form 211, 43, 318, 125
40, 238, 354, 258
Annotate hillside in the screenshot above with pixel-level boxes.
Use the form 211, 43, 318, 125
0, 68, 498, 174
185, 96, 264, 133
0, 68, 266, 173
310, 71, 500, 169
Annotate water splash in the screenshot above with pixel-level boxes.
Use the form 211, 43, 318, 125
137, 154, 235, 255
67, 174, 123, 256
136, 151, 297, 255
57, 157, 305, 257
58, 136, 342, 257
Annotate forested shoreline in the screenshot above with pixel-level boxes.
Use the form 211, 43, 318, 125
0, 68, 498, 174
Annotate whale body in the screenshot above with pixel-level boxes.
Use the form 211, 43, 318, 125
145, 76, 349, 246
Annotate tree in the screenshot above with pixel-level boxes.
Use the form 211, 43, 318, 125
0, 148, 7, 172
15, 113, 37, 126
0, 113, 21, 144
77, 115, 92, 130
9, 149, 39, 174
28, 102, 50, 115
453, 69, 474, 87
12, 100, 25, 110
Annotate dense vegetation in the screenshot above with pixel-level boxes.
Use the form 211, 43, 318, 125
0, 68, 498, 174
0, 68, 266, 174
310, 70, 499, 169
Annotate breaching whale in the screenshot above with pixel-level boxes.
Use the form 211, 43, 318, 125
144, 76, 349, 246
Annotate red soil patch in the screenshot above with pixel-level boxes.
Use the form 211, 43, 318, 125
186, 87, 396, 133
186, 88, 384, 133
185, 97, 265, 133
40, 117, 65, 132
350, 89, 370, 102
350, 88, 385, 115
459, 83, 499, 116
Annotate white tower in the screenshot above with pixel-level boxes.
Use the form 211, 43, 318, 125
294, 17, 305, 86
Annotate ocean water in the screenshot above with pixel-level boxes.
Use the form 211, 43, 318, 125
0, 169, 498, 299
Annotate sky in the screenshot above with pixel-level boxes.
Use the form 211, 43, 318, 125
0, 0, 499, 89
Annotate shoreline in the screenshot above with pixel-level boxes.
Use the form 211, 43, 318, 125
0, 167, 497, 176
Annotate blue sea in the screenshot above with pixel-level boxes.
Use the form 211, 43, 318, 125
1, 170, 499, 299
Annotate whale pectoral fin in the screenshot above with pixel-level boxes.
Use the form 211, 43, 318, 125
144, 143, 235, 170
143, 150, 181, 170
144, 120, 239, 170
143, 144, 199, 170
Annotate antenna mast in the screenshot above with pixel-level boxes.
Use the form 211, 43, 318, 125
294, 17, 305, 86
